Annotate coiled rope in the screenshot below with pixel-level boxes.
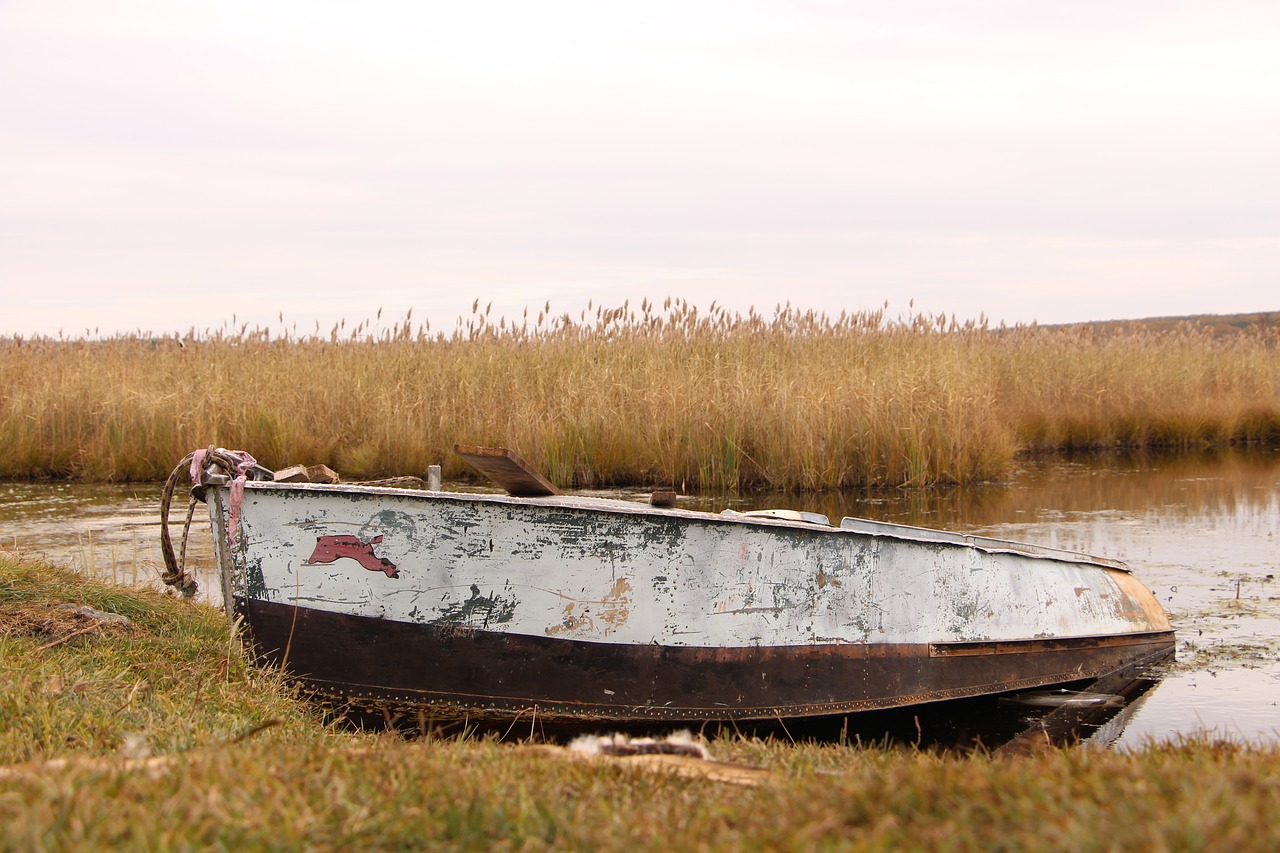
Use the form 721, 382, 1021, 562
160, 447, 269, 598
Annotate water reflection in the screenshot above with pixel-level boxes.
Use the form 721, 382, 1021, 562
2, 447, 1278, 746
0, 481, 217, 590
692, 447, 1280, 537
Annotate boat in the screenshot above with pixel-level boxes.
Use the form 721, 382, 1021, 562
161, 445, 1175, 724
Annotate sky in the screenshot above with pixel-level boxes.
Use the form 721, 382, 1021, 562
2, 0, 1278, 338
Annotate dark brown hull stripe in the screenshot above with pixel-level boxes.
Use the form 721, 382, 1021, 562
239, 599, 1175, 723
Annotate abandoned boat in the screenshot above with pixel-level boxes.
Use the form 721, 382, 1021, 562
161, 446, 1174, 723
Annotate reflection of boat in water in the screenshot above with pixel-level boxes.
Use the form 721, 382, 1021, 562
993, 664, 1165, 753
1001, 689, 1126, 709
163, 445, 1175, 725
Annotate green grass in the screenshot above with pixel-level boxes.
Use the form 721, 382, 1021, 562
6, 734, 1279, 851
4, 553, 1280, 850
0, 553, 330, 763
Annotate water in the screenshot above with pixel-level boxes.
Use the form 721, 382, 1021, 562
0, 480, 217, 589
3, 448, 1278, 747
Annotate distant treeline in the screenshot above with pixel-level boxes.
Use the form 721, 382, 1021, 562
1053, 310, 1280, 338
3, 301, 1278, 489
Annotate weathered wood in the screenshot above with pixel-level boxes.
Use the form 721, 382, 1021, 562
306, 464, 340, 484
273, 464, 340, 484
272, 465, 309, 483
526, 741, 770, 786
454, 444, 562, 496
649, 488, 678, 508
350, 476, 425, 490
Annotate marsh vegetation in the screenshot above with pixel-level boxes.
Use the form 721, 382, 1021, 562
2, 301, 1277, 490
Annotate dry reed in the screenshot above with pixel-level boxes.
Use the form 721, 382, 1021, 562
2, 301, 1277, 490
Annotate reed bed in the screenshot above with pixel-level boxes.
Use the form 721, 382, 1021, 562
2, 301, 1277, 489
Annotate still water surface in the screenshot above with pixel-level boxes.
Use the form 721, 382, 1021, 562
3, 449, 1277, 747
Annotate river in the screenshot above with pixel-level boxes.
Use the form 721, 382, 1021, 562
3, 447, 1277, 747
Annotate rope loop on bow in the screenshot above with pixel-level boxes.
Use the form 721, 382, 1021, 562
160, 447, 273, 597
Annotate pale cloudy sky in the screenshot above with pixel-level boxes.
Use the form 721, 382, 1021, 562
2, 1, 1277, 337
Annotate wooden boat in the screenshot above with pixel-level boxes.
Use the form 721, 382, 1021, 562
163, 446, 1174, 724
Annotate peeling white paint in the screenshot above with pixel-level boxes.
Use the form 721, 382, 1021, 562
209, 483, 1172, 648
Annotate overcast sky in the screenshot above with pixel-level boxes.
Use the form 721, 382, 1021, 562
2, 1, 1278, 337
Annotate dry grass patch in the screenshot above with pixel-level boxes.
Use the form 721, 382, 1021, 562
3, 727, 1280, 850
0, 552, 337, 764
4, 554, 1280, 850
0, 601, 136, 653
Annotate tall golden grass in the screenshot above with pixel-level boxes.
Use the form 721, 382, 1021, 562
2, 301, 1277, 489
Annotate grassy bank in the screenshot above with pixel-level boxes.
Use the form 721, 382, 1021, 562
3, 302, 1278, 489
4, 554, 1280, 850
0, 553, 325, 763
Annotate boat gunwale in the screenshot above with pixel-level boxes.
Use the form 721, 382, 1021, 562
231, 480, 1130, 572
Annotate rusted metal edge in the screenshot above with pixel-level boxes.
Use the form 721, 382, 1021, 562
453, 444, 562, 497
930, 631, 1174, 657
300, 672, 1126, 722
238, 599, 1176, 723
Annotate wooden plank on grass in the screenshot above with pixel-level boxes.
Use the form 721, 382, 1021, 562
454, 444, 563, 497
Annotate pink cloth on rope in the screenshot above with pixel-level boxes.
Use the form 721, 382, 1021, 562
227, 451, 258, 551
189, 448, 257, 551
189, 448, 208, 486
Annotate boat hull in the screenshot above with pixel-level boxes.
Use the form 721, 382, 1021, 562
208, 482, 1175, 723
239, 597, 1172, 721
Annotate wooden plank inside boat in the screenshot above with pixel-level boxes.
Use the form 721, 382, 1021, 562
454, 444, 562, 497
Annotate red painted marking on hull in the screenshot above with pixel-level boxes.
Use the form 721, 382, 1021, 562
304, 534, 399, 578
